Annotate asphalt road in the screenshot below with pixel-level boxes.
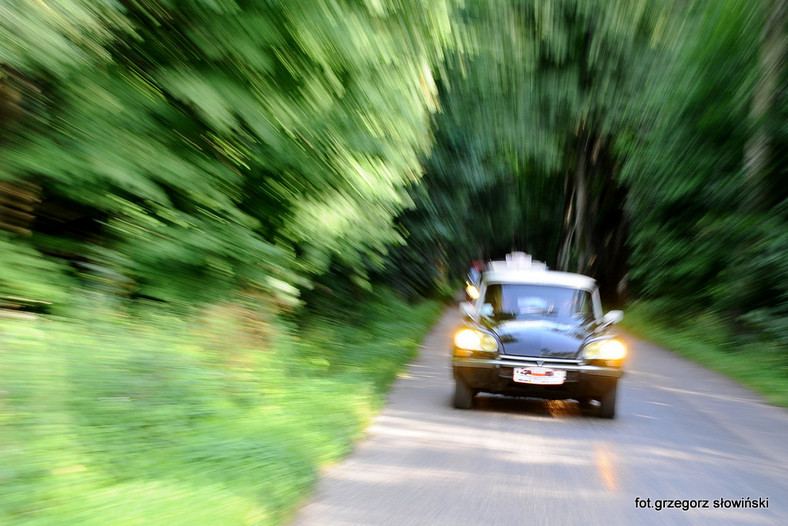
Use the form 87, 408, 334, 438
291, 307, 788, 526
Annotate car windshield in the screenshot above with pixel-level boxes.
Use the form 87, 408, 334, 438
483, 283, 593, 323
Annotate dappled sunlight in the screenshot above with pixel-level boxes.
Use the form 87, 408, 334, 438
359, 409, 611, 474
595, 445, 618, 491
298, 382, 786, 524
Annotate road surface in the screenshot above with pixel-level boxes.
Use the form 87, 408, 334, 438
291, 307, 788, 525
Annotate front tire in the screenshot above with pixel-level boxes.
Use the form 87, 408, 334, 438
577, 396, 595, 414
598, 382, 618, 419
453, 379, 475, 409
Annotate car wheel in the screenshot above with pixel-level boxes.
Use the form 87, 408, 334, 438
598, 382, 618, 419
453, 379, 475, 409
577, 396, 595, 413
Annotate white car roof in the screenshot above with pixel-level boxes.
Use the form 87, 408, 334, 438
483, 269, 597, 291
479, 253, 597, 291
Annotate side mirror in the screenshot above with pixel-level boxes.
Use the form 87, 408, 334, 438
460, 301, 476, 319
480, 303, 494, 318
601, 310, 623, 327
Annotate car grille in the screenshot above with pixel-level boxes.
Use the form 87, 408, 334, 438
500, 341, 580, 360
499, 355, 583, 368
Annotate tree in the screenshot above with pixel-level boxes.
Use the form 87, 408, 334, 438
1, 0, 455, 306
401, 0, 659, 304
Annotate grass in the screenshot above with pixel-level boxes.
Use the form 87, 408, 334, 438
620, 300, 788, 408
0, 288, 445, 525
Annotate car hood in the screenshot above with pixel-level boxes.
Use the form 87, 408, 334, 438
490, 319, 591, 359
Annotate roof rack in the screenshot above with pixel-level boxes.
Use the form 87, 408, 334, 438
487, 252, 548, 271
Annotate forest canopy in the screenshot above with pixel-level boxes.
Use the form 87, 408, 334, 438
1, 0, 786, 344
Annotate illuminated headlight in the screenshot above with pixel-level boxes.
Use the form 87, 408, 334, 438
454, 329, 498, 352
583, 339, 627, 361
466, 284, 480, 300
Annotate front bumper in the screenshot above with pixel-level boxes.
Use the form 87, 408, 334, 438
452, 355, 623, 400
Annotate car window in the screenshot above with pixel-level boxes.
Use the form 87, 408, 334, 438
483, 283, 593, 322
574, 290, 593, 319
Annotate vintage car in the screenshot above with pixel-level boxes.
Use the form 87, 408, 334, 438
453, 253, 625, 418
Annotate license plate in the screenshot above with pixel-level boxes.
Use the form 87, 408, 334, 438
513, 367, 566, 385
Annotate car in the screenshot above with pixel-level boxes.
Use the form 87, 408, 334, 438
452, 252, 626, 418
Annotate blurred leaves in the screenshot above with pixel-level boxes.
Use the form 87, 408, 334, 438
0, 232, 73, 308
2, 0, 785, 325
1, 0, 454, 305
0, 289, 442, 524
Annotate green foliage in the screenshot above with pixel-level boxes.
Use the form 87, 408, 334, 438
622, 300, 788, 408
619, 0, 762, 302
0, 289, 443, 525
0, 233, 74, 308
616, 0, 788, 343
0, 0, 455, 306
394, 0, 657, 296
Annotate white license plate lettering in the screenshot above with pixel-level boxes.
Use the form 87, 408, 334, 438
513, 367, 566, 385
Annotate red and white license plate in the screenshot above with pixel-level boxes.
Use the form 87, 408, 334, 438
513, 367, 566, 385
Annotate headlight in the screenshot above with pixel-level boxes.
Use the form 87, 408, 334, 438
583, 339, 627, 361
465, 284, 480, 300
454, 328, 498, 352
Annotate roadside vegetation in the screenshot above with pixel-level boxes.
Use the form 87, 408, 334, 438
0, 289, 444, 525
622, 301, 788, 408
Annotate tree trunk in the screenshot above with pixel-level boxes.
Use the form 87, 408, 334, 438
557, 169, 574, 271
574, 133, 589, 274
743, 0, 788, 211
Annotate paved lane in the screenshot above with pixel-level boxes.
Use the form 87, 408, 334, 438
291, 308, 788, 525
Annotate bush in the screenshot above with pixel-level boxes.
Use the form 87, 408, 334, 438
0, 288, 443, 525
